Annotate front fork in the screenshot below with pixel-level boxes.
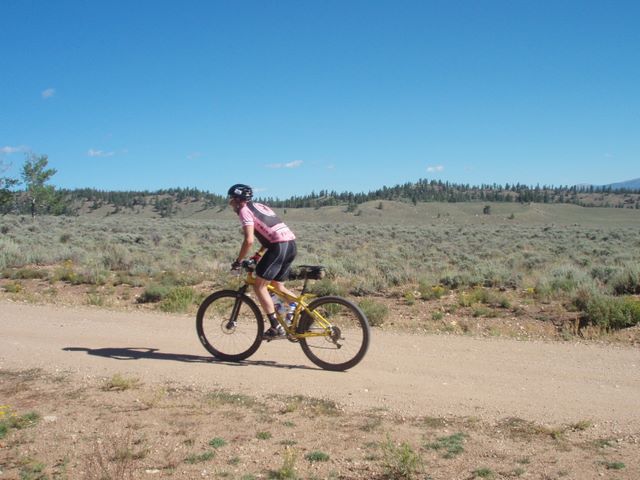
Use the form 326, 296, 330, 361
226, 285, 249, 329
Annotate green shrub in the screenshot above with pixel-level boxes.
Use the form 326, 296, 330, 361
160, 286, 201, 313
547, 265, 594, 293
101, 243, 134, 271
138, 283, 170, 303
418, 281, 446, 300
579, 295, 640, 330
53, 260, 83, 284
609, 265, 640, 295
81, 260, 109, 285
310, 278, 345, 297
305, 451, 330, 462
358, 299, 388, 327
11, 268, 48, 280
2, 281, 22, 293
0, 237, 22, 270
439, 271, 473, 290
590, 265, 619, 284
404, 291, 417, 305
468, 287, 492, 304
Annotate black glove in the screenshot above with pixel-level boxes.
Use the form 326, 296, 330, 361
231, 260, 242, 271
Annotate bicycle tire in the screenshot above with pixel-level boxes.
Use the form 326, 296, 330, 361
196, 290, 264, 362
298, 296, 370, 371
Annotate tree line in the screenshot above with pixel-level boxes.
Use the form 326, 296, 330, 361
264, 179, 640, 209
2, 154, 639, 217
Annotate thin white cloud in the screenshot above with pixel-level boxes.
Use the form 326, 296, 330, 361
1, 145, 28, 154
266, 160, 304, 169
88, 149, 115, 158
42, 88, 55, 99
427, 165, 444, 173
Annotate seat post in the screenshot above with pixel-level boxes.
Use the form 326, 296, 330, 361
301, 276, 309, 295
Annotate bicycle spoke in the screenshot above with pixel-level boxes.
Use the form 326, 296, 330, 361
196, 291, 263, 361
300, 296, 370, 371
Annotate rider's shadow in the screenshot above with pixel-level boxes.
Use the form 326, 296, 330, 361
63, 347, 318, 370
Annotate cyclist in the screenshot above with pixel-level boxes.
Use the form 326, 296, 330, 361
227, 183, 298, 338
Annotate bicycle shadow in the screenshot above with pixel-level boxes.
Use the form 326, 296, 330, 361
62, 347, 318, 371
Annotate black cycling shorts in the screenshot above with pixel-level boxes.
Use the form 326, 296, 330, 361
256, 240, 297, 282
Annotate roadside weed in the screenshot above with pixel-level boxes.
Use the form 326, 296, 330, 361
268, 447, 297, 479
382, 436, 424, 480
425, 432, 467, 458
18, 460, 47, 480
102, 373, 141, 391
185, 451, 215, 464
604, 461, 625, 470
473, 467, 495, 478
305, 451, 330, 462
205, 391, 256, 407
0, 407, 40, 438
208, 437, 227, 448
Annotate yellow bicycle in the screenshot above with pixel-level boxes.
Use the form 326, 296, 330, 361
196, 261, 370, 371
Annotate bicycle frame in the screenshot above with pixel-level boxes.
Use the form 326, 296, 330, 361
242, 272, 333, 339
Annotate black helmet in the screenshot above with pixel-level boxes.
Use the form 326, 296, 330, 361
227, 184, 253, 201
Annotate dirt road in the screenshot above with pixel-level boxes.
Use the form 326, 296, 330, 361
1, 300, 639, 434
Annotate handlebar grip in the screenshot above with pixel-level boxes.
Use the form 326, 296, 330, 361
242, 259, 257, 270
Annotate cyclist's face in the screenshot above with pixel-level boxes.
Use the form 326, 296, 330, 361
229, 197, 244, 212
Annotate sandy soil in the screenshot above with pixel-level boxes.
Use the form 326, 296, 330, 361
1, 299, 639, 479
2, 300, 639, 430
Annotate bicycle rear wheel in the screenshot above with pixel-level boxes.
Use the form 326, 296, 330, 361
196, 290, 263, 362
299, 296, 370, 371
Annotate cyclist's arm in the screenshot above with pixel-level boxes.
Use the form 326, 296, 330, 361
236, 224, 255, 263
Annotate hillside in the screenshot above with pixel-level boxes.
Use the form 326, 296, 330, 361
65, 196, 640, 227
606, 177, 640, 190
4, 177, 640, 217
59, 180, 640, 216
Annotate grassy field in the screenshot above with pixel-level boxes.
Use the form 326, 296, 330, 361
1, 201, 640, 339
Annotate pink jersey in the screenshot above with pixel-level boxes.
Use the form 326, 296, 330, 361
237, 202, 296, 247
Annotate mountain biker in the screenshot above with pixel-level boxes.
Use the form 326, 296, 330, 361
227, 183, 298, 338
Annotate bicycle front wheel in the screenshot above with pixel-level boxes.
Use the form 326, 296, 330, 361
196, 290, 264, 362
299, 296, 370, 371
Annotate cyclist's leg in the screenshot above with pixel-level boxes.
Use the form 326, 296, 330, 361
255, 241, 297, 331
253, 276, 275, 315
253, 276, 284, 337
270, 240, 297, 296
270, 280, 296, 297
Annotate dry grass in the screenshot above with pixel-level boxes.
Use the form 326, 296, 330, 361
0, 368, 638, 479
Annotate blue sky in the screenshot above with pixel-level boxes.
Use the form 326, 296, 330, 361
1, 0, 639, 199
